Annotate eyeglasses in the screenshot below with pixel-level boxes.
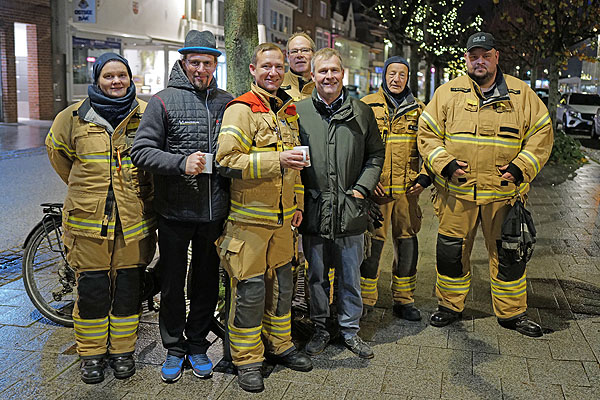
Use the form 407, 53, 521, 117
184, 59, 215, 70
289, 48, 313, 55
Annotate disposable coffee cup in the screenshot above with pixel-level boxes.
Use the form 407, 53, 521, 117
294, 146, 311, 167
202, 152, 214, 174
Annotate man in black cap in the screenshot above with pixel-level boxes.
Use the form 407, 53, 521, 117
418, 32, 553, 337
131, 30, 233, 382
359, 56, 430, 321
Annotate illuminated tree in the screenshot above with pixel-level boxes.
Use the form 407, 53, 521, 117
224, 0, 258, 97
368, 0, 482, 100
493, 0, 600, 132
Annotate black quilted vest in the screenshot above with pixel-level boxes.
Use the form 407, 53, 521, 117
153, 61, 233, 222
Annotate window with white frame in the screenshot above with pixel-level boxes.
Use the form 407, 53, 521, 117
307, 0, 312, 16
279, 13, 284, 32
298, 0, 303, 13
320, 1, 327, 18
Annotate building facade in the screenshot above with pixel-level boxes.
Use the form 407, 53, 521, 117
1, 0, 54, 122
293, 0, 331, 50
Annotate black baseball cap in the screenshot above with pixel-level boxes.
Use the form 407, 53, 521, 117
466, 32, 496, 52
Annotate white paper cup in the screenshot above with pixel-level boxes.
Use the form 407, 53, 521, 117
202, 152, 214, 174
294, 146, 311, 167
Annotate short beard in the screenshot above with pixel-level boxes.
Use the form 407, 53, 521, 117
468, 70, 494, 87
192, 80, 209, 91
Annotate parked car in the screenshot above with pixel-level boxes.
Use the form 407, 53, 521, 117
593, 108, 600, 140
534, 88, 549, 106
556, 93, 600, 134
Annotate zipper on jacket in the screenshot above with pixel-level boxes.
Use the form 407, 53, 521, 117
274, 114, 284, 226
474, 184, 477, 201
205, 90, 213, 221
102, 134, 116, 237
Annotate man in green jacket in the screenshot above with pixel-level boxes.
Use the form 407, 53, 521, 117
296, 48, 385, 359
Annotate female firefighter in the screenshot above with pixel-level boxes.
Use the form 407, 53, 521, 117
46, 53, 156, 384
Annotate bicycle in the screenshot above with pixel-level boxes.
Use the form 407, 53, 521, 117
22, 203, 227, 339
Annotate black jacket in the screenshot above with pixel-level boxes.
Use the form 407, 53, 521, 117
131, 60, 233, 222
296, 88, 385, 239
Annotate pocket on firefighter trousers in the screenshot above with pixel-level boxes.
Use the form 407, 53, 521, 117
216, 236, 245, 281
495, 240, 526, 281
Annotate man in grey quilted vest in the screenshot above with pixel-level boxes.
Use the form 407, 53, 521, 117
131, 30, 233, 383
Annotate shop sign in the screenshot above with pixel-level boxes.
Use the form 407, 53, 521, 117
73, 0, 96, 23
73, 37, 121, 50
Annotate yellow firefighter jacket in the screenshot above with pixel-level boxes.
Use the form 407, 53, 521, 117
417, 71, 553, 205
361, 88, 426, 198
216, 83, 303, 227
281, 71, 315, 102
46, 98, 155, 244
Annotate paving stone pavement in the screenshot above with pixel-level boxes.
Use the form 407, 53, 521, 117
0, 161, 599, 399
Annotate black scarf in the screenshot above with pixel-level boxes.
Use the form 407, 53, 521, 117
87, 82, 136, 129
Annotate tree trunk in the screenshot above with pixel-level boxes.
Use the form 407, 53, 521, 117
425, 61, 432, 103
529, 65, 538, 90
548, 59, 560, 134
409, 44, 419, 98
434, 62, 442, 90
224, 0, 258, 97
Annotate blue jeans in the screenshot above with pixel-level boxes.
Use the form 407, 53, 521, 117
303, 234, 364, 339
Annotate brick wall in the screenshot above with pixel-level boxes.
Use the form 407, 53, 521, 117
0, 0, 53, 122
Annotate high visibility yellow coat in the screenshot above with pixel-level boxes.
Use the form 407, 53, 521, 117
281, 71, 315, 102
216, 84, 303, 227
46, 98, 155, 243
361, 88, 426, 198
417, 71, 553, 204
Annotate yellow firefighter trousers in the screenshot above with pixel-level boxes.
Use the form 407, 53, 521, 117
217, 221, 295, 368
361, 194, 422, 307
64, 230, 155, 358
434, 194, 527, 319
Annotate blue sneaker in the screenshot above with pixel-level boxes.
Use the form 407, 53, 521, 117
187, 353, 213, 379
161, 354, 185, 383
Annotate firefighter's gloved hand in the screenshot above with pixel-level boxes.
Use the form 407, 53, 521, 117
367, 199, 384, 229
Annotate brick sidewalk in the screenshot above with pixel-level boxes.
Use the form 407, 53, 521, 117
0, 161, 598, 399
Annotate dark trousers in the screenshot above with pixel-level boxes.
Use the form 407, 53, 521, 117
158, 215, 224, 357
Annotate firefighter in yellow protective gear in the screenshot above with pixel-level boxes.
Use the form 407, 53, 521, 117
46, 53, 156, 384
417, 33, 552, 337
359, 56, 431, 321
215, 43, 312, 393
281, 32, 316, 102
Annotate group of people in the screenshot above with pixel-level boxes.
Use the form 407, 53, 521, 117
46, 29, 553, 393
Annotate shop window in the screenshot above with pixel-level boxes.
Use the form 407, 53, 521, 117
320, 1, 327, 18
284, 16, 290, 34
72, 37, 121, 85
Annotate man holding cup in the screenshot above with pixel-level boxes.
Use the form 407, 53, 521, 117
131, 30, 233, 382
215, 43, 312, 393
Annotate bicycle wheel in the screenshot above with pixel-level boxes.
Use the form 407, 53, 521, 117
22, 219, 75, 327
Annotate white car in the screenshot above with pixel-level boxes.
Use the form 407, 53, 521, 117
556, 93, 600, 134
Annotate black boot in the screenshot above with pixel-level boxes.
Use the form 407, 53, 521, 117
393, 303, 422, 321
109, 354, 136, 379
267, 349, 313, 372
80, 357, 106, 384
498, 315, 543, 337
430, 307, 461, 327
237, 366, 264, 393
